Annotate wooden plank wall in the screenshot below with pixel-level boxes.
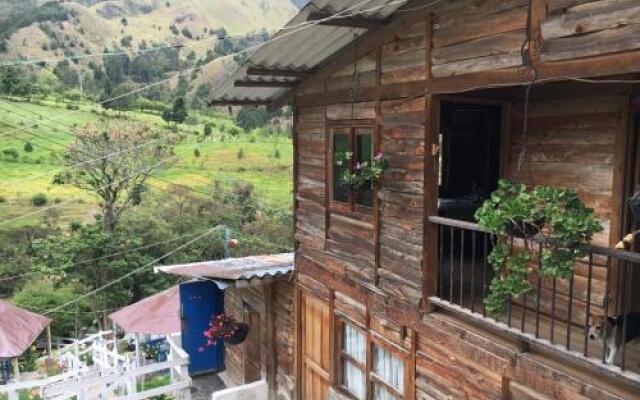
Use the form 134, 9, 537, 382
508, 91, 627, 324
430, 0, 528, 78
542, 0, 640, 62
223, 283, 295, 400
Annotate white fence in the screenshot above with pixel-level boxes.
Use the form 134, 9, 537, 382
0, 332, 191, 400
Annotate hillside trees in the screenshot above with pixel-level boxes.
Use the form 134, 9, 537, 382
162, 97, 188, 125
235, 106, 270, 131
55, 121, 174, 232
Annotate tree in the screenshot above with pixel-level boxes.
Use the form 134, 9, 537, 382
23, 142, 34, 152
101, 81, 138, 112
236, 106, 269, 131
55, 121, 173, 232
162, 97, 188, 125
12, 278, 89, 337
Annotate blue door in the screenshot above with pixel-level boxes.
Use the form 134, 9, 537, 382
180, 281, 225, 375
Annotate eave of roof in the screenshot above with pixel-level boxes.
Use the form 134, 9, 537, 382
155, 252, 294, 281
209, 0, 411, 105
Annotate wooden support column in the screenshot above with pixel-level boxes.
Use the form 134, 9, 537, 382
374, 46, 382, 287
293, 284, 302, 400
422, 13, 438, 312
264, 284, 277, 399
527, 0, 548, 69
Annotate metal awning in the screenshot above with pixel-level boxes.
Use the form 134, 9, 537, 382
156, 253, 294, 288
209, 0, 411, 105
109, 286, 181, 335
0, 301, 51, 358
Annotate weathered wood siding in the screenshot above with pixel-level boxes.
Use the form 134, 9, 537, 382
542, 0, 640, 62
222, 282, 294, 400
431, 0, 527, 77
507, 90, 627, 324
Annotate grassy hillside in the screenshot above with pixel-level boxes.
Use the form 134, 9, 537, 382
0, 98, 293, 231
1, 0, 296, 61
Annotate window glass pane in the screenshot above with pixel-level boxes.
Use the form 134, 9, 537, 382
343, 324, 366, 363
356, 132, 373, 207
373, 346, 404, 393
373, 384, 399, 400
333, 133, 350, 203
343, 360, 366, 400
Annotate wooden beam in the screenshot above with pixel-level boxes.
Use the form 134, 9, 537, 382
307, 11, 387, 29
247, 67, 310, 78
208, 100, 271, 107
234, 79, 298, 88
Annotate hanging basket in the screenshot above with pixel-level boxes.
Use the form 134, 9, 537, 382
225, 323, 249, 345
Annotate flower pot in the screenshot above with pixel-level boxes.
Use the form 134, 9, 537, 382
505, 219, 543, 238
225, 323, 249, 345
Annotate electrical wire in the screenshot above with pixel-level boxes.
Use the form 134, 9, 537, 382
41, 225, 223, 315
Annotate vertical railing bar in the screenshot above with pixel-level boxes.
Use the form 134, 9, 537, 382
460, 229, 465, 306
621, 262, 632, 370
439, 224, 444, 298
521, 268, 527, 333
535, 242, 542, 338
449, 226, 454, 303
583, 252, 593, 357
551, 278, 557, 344
483, 233, 489, 318
508, 236, 514, 328
471, 231, 476, 313
602, 257, 611, 364
566, 271, 574, 351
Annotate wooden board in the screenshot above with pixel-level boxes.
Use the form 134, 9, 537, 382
301, 292, 331, 400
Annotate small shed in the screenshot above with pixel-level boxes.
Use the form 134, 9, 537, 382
157, 253, 295, 399
109, 286, 181, 336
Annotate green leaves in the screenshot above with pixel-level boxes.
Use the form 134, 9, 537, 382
334, 151, 389, 190
476, 180, 602, 315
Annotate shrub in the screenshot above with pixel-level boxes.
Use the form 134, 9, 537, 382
2, 148, 19, 161
237, 148, 244, 159
181, 27, 193, 39
0, 195, 6, 203
31, 193, 48, 206
194, 148, 200, 158
204, 123, 213, 136
274, 148, 281, 159
169, 25, 179, 35
24, 142, 34, 153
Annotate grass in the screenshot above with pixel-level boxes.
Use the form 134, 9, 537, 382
0, 98, 292, 231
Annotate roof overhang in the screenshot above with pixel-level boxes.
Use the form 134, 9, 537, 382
155, 253, 294, 289
208, 0, 412, 107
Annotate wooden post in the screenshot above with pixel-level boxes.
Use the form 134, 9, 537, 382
264, 284, 277, 399
47, 326, 53, 358
11, 358, 19, 381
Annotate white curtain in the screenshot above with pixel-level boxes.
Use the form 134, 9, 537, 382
343, 324, 366, 399
373, 345, 403, 397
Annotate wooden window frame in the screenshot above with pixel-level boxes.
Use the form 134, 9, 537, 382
335, 317, 410, 400
328, 123, 376, 216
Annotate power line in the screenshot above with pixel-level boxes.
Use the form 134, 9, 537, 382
41, 225, 223, 315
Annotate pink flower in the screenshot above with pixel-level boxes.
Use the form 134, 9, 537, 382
355, 162, 362, 171
374, 152, 383, 161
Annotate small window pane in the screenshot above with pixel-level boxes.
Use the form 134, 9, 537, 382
373, 384, 399, 400
333, 133, 350, 203
356, 133, 373, 207
373, 346, 404, 394
343, 361, 366, 400
343, 324, 366, 363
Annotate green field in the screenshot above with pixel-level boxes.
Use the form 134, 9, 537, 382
0, 98, 293, 230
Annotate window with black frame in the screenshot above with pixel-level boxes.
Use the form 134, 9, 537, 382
331, 126, 374, 211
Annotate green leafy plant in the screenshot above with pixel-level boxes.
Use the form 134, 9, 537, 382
475, 180, 602, 315
334, 151, 389, 190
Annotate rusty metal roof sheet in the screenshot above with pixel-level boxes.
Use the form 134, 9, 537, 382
210, 0, 411, 104
156, 253, 294, 281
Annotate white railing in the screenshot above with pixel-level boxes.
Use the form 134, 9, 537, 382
0, 333, 191, 400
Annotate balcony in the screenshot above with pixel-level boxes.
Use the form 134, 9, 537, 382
428, 216, 640, 387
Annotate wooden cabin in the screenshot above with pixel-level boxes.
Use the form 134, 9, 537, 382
211, 0, 640, 399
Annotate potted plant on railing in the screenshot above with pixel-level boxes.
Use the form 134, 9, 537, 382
335, 151, 389, 191
475, 180, 602, 315
199, 313, 249, 351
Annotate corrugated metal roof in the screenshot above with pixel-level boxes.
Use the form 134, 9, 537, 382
210, 0, 411, 103
156, 253, 294, 281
